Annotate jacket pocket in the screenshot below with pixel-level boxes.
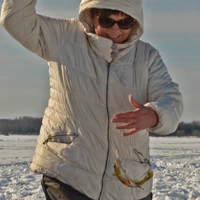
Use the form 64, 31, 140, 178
43, 132, 78, 145
42, 132, 79, 157
117, 149, 152, 185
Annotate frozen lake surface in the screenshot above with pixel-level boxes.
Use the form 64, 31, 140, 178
0, 135, 200, 200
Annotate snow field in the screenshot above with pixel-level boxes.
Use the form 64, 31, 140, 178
0, 136, 44, 200
150, 137, 200, 200
0, 135, 200, 200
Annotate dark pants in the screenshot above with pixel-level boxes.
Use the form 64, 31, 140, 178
41, 176, 153, 200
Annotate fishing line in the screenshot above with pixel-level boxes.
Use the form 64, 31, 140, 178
134, 149, 151, 167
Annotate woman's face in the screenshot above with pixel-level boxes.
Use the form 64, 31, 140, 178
92, 12, 132, 44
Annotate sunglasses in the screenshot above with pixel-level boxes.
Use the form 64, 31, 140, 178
97, 15, 135, 30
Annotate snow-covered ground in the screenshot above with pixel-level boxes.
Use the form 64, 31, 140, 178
0, 135, 44, 200
0, 135, 200, 200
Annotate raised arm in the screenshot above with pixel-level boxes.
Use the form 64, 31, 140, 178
0, 0, 78, 61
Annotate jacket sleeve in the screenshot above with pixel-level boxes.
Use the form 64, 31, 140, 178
145, 46, 183, 135
0, 0, 79, 61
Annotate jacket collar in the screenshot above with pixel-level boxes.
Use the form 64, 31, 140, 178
86, 31, 137, 63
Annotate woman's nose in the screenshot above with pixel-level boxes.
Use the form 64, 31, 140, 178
110, 22, 120, 30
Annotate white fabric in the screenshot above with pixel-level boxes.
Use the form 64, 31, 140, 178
1, 0, 183, 199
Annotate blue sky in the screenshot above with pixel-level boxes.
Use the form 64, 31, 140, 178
0, 0, 200, 122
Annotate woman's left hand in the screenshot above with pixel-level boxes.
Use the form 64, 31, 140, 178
111, 94, 159, 136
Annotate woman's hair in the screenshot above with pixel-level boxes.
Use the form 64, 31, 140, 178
90, 8, 124, 18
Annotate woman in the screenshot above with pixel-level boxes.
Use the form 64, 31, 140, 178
1, 0, 183, 200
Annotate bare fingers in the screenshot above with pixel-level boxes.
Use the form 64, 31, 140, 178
121, 128, 138, 136
111, 117, 135, 124
115, 123, 139, 136
115, 123, 134, 130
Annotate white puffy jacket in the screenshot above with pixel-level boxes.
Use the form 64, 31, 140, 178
1, 0, 183, 199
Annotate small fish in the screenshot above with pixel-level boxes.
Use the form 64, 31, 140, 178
133, 171, 154, 187
112, 150, 153, 189
112, 158, 136, 188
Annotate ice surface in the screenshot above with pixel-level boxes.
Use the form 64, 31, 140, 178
150, 137, 200, 200
0, 135, 44, 200
0, 135, 200, 200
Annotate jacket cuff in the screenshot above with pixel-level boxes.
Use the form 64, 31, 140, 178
144, 102, 176, 135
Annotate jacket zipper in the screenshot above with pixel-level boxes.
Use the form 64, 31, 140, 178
98, 63, 111, 200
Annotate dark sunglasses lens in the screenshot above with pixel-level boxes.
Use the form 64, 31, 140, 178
97, 16, 134, 29
118, 19, 134, 29
98, 17, 114, 28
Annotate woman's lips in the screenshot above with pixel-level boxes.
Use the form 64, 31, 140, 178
106, 34, 121, 39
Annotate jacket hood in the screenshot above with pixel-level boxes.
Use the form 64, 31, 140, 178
79, 0, 144, 42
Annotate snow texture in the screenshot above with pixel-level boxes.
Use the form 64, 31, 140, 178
0, 135, 200, 200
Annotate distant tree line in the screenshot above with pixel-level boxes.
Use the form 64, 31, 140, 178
149, 121, 200, 137
0, 117, 42, 134
0, 117, 200, 136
